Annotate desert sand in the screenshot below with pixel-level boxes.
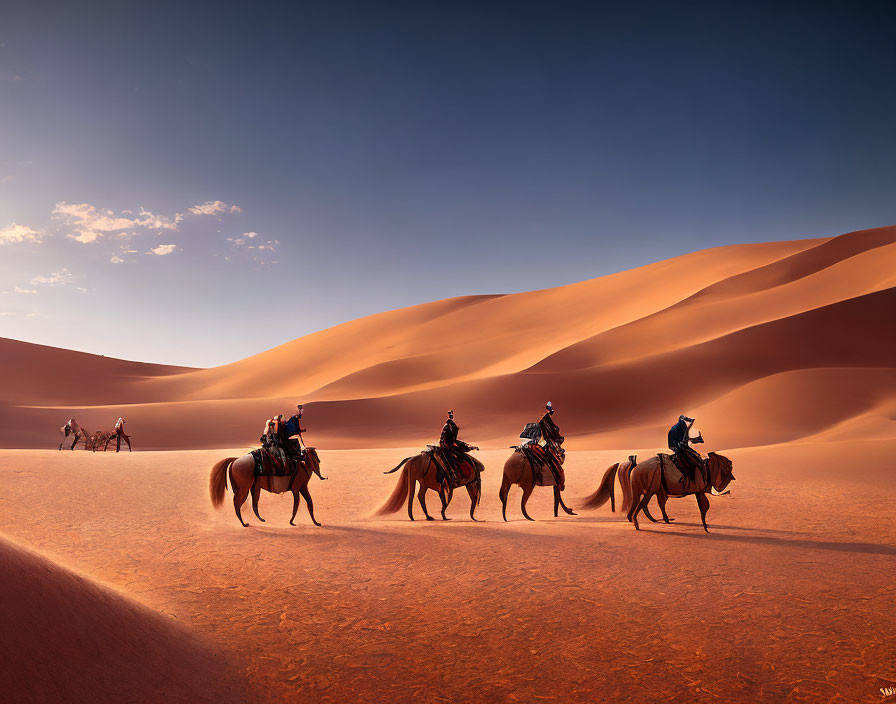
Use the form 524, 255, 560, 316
1, 225, 895, 702
0, 444, 894, 704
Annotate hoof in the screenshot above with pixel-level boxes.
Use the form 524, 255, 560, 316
426, 516, 435, 521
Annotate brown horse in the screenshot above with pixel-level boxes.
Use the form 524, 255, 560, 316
209, 447, 326, 527
499, 449, 577, 521
581, 458, 664, 522
377, 453, 484, 521
626, 452, 735, 532
583, 455, 732, 525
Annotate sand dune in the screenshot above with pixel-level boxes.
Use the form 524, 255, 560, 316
0, 225, 893, 450
0, 533, 247, 703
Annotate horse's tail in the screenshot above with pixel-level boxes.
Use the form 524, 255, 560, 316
384, 456, 413, 474
377, 464, 411, 515
209, 458, 235, 509
581, 463, 619, 509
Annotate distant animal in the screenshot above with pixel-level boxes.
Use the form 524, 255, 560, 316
499, 447, 577, 521
59, 419, 89, 451
209, 447, 326, 527
377, 452, 484, 521
586, 452, 734, 532
88, 430, 111, 452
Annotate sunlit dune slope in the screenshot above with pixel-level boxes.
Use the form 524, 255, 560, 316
0, 225, 893, 450
0, 534, 246, 703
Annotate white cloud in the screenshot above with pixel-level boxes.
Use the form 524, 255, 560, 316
147, 244, 176, 256
76, 287, 88, 294
110, 255, 125, 264
54, 202, 182, 244
188, 200, 242, 216
31, 268, 71, 286
0, 222, 42, 245
14, 286, 37, 294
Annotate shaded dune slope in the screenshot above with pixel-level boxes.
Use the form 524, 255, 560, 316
0, 535, 246, 703
1, 225, 893, 450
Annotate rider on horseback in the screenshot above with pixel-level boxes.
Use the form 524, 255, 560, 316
537, 401, 565, 487
261, 405, 306, 472
668, 414, 705, 483
438, 409, 476, 489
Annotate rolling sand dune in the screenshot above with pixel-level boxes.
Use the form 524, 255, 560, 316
0, 533, 247, 704
1, 225, 893, 452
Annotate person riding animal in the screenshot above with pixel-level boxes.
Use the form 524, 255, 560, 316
261, 405, 307, 473
536, 401, 565, 488
438, 409, 478, 489
668, 414, 705, 483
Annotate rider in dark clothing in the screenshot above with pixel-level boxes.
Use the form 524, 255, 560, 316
537, 401, 565, 488
668, 414, 704, 483
438, 410, 476, 486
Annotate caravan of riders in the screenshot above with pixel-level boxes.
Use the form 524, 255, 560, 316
61, 399, 734, 532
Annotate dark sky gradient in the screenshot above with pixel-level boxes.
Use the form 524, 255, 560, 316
1, 1, 894, 365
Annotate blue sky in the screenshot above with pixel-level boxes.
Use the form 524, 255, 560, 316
1, 1, 894, 366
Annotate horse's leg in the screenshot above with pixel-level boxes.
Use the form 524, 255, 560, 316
290, 490, 302, 525
643, 499, 659, 523
439, 488, 450, 521
696, 492, 710, 533
555, 487, 577, 516
657, 493, 674, 523
631, 492, 652, 531
70, 435, 77, 450
230, 471, 250, 527
499, 474, 512, 522
251, 484, 265, 523
407, 475, 416, 521
125, 435, 132, 452
418, 484, 434, 521
466, 482, 479, 521
299, 486, 321, 527
520, 483, 535, 521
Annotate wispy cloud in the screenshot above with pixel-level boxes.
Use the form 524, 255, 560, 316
0, 222, 42, 245
53, 202, 182, 244
147, 244, 176, 256
188, 200, 242, 216
226, 232, 278, 264
14, 286, 37, 294
110, 255, 125, 264
31, 268, 71, 286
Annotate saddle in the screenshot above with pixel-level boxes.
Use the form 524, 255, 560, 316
660, 452, 706, 490
252, 447, 300, 477
513, 444, 565, 489
425, 446, 476, 489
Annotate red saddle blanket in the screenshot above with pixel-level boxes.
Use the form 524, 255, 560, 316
427, 449, 476, 489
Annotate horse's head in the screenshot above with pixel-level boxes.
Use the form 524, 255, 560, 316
707, 452, 735, 492
303, 447, 327, 480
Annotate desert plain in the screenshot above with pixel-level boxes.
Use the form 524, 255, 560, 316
1, 225, 895, 703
